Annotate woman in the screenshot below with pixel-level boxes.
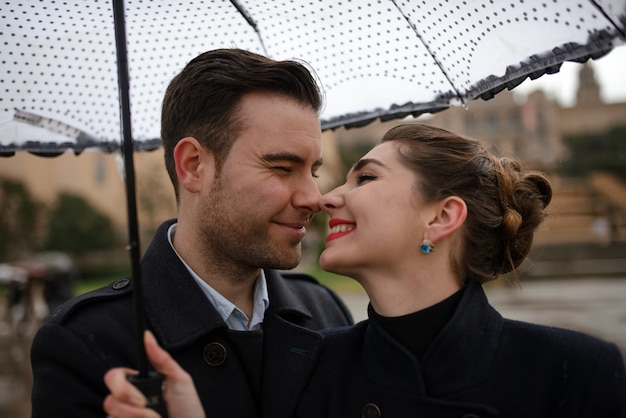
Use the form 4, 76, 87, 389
104, 124, 626, 418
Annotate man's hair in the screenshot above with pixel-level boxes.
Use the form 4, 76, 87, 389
161, 48, 323, 198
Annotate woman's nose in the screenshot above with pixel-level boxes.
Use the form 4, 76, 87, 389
319, 187, 344, 211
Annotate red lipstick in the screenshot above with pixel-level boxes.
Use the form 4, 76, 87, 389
326, 218, 356, 243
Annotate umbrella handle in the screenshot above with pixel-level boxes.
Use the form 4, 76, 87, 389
128, 372, 169, 417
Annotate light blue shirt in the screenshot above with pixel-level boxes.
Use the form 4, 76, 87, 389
167, 223, 269, 331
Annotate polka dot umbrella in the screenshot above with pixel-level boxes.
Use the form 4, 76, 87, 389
2, 0, 624, 155
1, 0, 625, 411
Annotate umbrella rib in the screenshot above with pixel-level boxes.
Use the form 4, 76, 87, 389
229, 0, 268, 56
391, 0, 465, 105
590, 0, 626, 39
12, 109, 98, 144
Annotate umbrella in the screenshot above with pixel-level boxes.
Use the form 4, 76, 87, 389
1, 0, 625, 410
2, 0, 625, 155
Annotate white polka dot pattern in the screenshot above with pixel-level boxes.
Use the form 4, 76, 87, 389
1, 0, 624, 155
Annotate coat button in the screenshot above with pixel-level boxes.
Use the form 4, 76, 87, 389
203, 342, 227, 366
111, 278, 130, 290
362, 403, 381, 418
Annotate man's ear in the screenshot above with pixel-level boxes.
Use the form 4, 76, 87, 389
173, 137, 215, 193
426, 196, 467, 243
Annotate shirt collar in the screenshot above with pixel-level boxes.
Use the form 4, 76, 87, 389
167, 222, 269, 331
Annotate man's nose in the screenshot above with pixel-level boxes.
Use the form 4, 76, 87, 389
294, 175, 322, 213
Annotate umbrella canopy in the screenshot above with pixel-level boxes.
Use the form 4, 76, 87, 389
1, 0, 625, 156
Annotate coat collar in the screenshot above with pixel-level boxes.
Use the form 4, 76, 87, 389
365, 280, 504, 397
139, 219, 315, 350
264, 268, 314, 320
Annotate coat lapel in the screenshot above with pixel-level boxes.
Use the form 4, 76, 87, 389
260, 269, 324, 418
420, 281, 504, 396
140, 219, 227, 349
261, 311, 323, 418
365, 281, 504, 398
350, 282, 504, 417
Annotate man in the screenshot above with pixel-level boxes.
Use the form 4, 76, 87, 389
30, 49, 353, 418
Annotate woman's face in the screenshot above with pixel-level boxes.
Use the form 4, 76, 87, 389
319, 141, 430, 276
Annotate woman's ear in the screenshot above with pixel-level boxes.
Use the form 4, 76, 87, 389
173, 137, 215, 194
426, 196, 467, 243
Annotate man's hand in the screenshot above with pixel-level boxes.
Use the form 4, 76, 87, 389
103, 331, 205, 418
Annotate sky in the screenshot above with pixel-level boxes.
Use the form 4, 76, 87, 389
513, 44, 626, 107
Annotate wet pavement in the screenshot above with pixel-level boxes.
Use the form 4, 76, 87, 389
1, 276, 625, 417
0, 314, 35, 418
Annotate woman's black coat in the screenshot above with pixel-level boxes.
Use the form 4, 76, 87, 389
296, 281, 626, 417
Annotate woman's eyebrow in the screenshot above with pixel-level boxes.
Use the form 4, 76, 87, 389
351, 158, 387, 173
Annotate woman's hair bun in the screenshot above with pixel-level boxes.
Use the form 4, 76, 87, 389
497, 157, 552, 275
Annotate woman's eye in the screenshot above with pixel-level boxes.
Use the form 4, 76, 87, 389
356, 174, 377, 185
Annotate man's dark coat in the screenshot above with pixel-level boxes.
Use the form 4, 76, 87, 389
31, 219, 353, 418
296, 281, 626, 418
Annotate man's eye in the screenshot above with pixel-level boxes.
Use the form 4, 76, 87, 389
312, 171, 320, 179
274, 166, 292, 173
356, 174, 377, 185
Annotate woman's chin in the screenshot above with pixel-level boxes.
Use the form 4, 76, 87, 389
319, 252, 351, 277
319, 251, 339, 273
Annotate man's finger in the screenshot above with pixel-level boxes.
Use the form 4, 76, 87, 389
104, 367, 146, 406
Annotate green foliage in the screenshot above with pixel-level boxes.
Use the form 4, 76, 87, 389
303, 264, 361, 293
44, 193, 119, 254
559, 125, 626, 180
75, 275, 118, 295
0, 177, 44, 260
338, 141, 375, 175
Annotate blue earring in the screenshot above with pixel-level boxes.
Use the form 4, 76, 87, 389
420, 239, 434, 254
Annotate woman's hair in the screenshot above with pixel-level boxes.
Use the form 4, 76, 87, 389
381, 124, 552, 284
161, 48, 322, 199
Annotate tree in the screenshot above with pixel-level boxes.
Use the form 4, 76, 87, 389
559, 125, 626, 180
44, 193, 119, 254
0, 177, 45, 261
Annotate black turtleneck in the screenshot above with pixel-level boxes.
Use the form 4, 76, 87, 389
370, 287, 464, 359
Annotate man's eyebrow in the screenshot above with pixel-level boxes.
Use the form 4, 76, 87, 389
262, 152, 323, 167
351, 158, 386, 173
